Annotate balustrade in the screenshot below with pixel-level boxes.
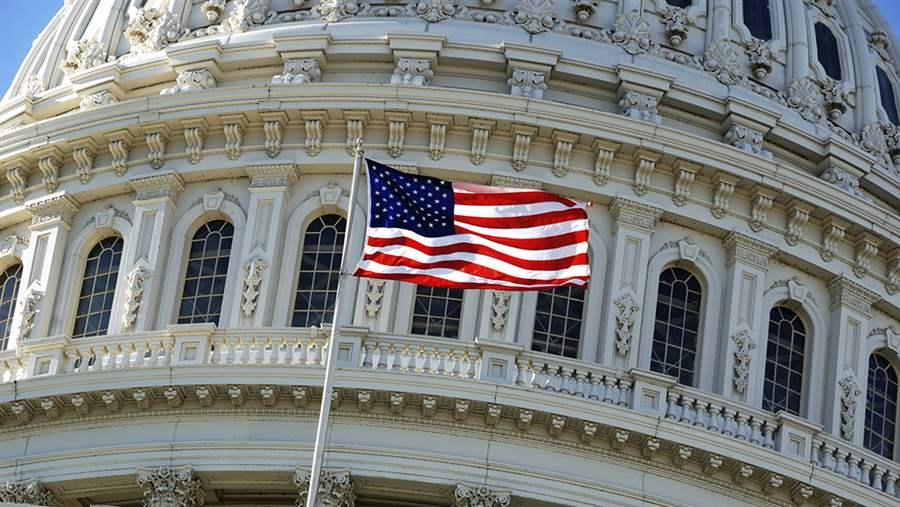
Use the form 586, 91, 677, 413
813, 433, 900, 499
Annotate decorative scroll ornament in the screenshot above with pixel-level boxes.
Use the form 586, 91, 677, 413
241, 257, 268, 317
731, 330, 756, 394
316, 0, 364, 22
0, 480, 55, 506
19, 286, 45, 341
295, 469, 356, 507
491, 291, 512, 331
123, 265, 151, 330
417, 0, 457, 22
508, 68, 546, 99
365, 279, 386, 317
572, 0, 598, 23
788, 78, 826, 123
273, 58, 321, 84
512, 0, 558, 34
613, 293, 639, 356
838, 375, 861, 441
703, 42, 742, 85
820, 78, 852, 121
819, 167, 870, 201
453, 483, 511, 507
124, 7, 188, 55
61, 38, 107, 75
744, 38, 773, 80
618, 90, 660, 124
660, 6, 691, 47
136, 466, 205, 507
611, 12, 652, 55
725, 123, 771, 159
80, 90, 118, 110
161, 69, 217, 95
391, 58, 434, 86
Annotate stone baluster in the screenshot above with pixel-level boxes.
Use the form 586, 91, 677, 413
847, 454, 862, 481
735, 413, 750, 440
679, 396, 695, 424
861, 461, 874, 487
821, 442, 837, 471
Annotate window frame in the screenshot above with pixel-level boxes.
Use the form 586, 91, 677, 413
289, 213, 347, 329
732, 0, 787, 54
530, 285, 587, 359
175, 218, 236, 326
807, 12, 854, 86
864, 351, 900, 461
876, 65, 900, 126
761, 305, 810, 417
0, 262, 23, 351
409, 284, 467, 339
71, 235, 125, 339
648, 266, 705, 386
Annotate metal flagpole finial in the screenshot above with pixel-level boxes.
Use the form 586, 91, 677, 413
353, 137, 365, 156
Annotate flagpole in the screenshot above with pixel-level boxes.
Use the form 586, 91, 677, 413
306, 138, 365, 507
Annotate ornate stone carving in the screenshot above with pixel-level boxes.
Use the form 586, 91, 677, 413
470, 120, 492, 165
241, 257, 268, 317
125, 7, 188, 55
853, 233, 879, 279
391, 58, 433, 86
572, 0, 598, 23
731, 330, 755, 394
725, 124, 771, 159
820, 78, 852, 121
182, 120, 208, 164
387, 115, 408, 158
262, 113, 286, 158
24, 75, 45, 99
136, 466, 205, 507
72, 139, 97, 184
745, 38, 773, 80
453, 483, 510, 507
294, 469, 356, 507
723, 231, 777, 270
508, 68, 546, 99
660, 6, 691, 47
838, 375, 860, 441
130, 172, 185, 202
827, 276, 879, 317
552, 132, 576, 177
820, 167, 870, 201
247, 163, 298, 188
316, 0, 364, 22
365, 279, 386, 317
512, 0, 557, 34
511, 125, 536, 171
613, 293, 639, 356
144, 127, 169, 170
886, 251, 900, 295
788, 78, 826, 123
869, 31, 891, 61
857, 122, 894, 167
6, 163, 28, 204
611, 11, 652, 55
672, 166, 696, 207
123, 264, 151, 330
107, 131, 133, 176
0, 480, 55, 506
632, 152, 658, 196
592, 141, 617, 186
820, 217, 846, 262
161, 69, 216, 95
0, 234, 27, 259
417, 0, 457, 22
304, 116, 323, 157
223, 117, 246, 160
273, 58, 321, 84
749, 189, 774, 232
27, 193, 80, 226
428, 116, 450, 160
221, 0, 271, 33
491, 291, 512, 331
62, 38, 107, 75
619, 90, 660, 124
345, 114, 367, 155
704, 42, 742, 85
37, 149, 62, 193
609, 197, 663, 233
202, 0, 227, 21
80, 89, 117, 110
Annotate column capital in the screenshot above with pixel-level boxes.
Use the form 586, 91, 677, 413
722, 230, 778, 270
454, 483, 511, 507
25, 193, 80, 228
827, 276, 880, 317
0, 479, 56, 505
136, 466, 204, 507
295, 468, 356, 506
246, 162, 299, 189
608, 196, 663, 233
129, 172, 185, 202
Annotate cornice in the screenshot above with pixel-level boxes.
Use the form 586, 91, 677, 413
827, 276, 881, 317
608, 196, 664, 233
246, 162, 299, 188
128, 171, 185, 202
722, 230, 779, 270
24, 193, 80, 228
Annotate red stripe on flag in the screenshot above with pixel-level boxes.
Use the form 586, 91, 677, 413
352, 268, 588, 291
452, 190, 579, 207
454, 208, 587, 229
452, 225, 589, 249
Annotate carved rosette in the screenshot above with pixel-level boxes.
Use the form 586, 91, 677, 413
857, 122, 895, 167
416, 0, 457, 22
703, 42, 742, 85
123, 265, 151, 330
136, 466, 205, 507
0, 480, 55, 506
241, 257, 268, 317
731, 330, 756, 394
512, 0, 558, 34
453, 483, 511, 507
491, 291, 512, 331
611, 12, 652, 55
294, 469, 356, 507
788, 78, 826, 123
613, 293, 639, 356
838, 375, 861, 441
273, 59, 322, 84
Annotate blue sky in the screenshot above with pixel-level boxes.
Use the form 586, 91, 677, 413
0, 0, 899, 95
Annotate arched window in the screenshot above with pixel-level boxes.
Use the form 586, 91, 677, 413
177, 220, 234, 325
666, 0, 692, 7
72, 237, 124, 339
865, 353, 898, 459
815, 22, 842, 80
532, 286, 585, 358
292, 214, 346, 328
743, 0, 773, 40
411, 285, 463, 338
762, 306, 806, 415
877, 67, 900, 125
651, 267, 702, 385
0, 264, 22, 350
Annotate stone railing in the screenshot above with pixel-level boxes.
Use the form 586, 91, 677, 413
1, 327, 899, 500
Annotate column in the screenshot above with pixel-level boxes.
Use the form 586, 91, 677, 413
136, 466, 205, 507
824, 276, 879, 445
9, 194, 80, 348
716, 231, 778, 402
227, 163, 297, 328
839, 1, 876, 126
295, 468, 355, 506
785, 0, 811, 83
0, 479, 55, 505
601, 196, 663, 368
453, 483, 511, 507
708, 0, 733, 45
114, 173, 184, 334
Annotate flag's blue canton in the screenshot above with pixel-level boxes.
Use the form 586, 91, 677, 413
367, 159, 455, 238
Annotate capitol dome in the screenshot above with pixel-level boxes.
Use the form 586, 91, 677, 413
2, 0, 900, 505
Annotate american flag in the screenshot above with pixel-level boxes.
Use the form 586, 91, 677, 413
353, 159, 590, 290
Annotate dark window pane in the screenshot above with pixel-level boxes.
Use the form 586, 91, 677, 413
743, 0, 773, 40
291, 215, 346, 328
411, 285, 464, 338
877, 67, 900, 125
0, 263, 22, 350
763, 306, 807, 415
816, 22, 842, 80
650, 267, 702, 386
666, 0, 692, 7
531, 286, 585, 358
72, 237, 124, 339
177, 220, 234, 325
864, 354, 898, 459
